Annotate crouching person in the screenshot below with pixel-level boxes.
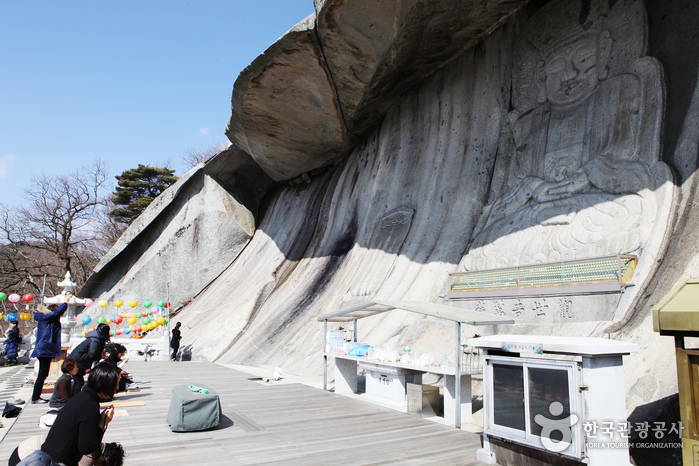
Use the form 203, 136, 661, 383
9, 434, 124, 465
41, 362, 122, 465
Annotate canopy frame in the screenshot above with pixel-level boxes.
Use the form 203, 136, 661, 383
319, 300, 514, 428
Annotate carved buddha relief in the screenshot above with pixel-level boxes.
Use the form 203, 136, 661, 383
462, 0, 674, 274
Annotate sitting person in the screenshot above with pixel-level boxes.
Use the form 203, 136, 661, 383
102, 343, 134, 393
8, 432, 125, 466
103, 343, 128, 368
49, 358, 78, 409
39, 362, 122, 466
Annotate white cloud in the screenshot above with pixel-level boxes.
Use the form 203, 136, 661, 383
0, 153, 16, 178
199, 127, 210, 135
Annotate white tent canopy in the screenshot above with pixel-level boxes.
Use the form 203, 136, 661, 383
317, 300, 515, 325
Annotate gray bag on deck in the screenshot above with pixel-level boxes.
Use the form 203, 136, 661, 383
166, 384, 221, 432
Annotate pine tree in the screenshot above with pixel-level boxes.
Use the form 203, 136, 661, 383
109, 165, 178, 222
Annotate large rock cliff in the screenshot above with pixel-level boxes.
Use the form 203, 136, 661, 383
82, 0, 699, 445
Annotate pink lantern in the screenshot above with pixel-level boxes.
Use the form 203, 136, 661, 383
8, 294, 20, 303
85, 299, 94, 307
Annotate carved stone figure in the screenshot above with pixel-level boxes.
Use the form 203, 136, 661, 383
463, 0, 674, 272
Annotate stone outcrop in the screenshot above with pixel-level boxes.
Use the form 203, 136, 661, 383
80, 147, 272, 309
81, 1, 699, 455
226, 0, 528, 181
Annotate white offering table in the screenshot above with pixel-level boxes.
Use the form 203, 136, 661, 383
330, 353, 478, 427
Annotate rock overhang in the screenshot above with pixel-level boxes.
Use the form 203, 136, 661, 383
226, 0, 528, 182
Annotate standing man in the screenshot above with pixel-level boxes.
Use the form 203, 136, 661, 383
31, 292, 70, 404
170, 322, 182, 361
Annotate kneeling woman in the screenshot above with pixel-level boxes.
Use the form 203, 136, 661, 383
49, 358, 79, 409
41, 362, 122, 465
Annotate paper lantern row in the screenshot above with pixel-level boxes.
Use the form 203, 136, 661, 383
2, 312, 34, 322
81, 312, 165, 325
0, 293, 170, 309
0, 293, 35, 303
92, 300, 170, 309
73, 318, 168, 338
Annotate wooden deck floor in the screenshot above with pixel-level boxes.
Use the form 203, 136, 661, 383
0, 361, 485, 465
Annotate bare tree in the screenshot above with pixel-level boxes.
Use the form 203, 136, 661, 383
182, 141, 231, 169
0, 160, 110, 294
94, 198, 129, 253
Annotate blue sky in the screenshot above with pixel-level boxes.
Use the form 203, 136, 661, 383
0, 0, 314, 208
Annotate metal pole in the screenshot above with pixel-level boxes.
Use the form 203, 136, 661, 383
323, 320, 328, 391
40, 274, 46, 304
353, 319, 358, 342
455, 321, 462, 428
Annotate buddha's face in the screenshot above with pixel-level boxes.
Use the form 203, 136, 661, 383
543, 33, 600, 106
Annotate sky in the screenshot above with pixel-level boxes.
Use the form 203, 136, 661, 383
0, 0, 314, 208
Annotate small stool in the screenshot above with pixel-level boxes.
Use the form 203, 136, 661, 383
166, 385, 221, 432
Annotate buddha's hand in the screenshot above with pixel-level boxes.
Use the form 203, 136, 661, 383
534, 170, 590, 202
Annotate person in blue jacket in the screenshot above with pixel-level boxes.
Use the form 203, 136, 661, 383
30, 291, 70, 404
4, 321, 22, 365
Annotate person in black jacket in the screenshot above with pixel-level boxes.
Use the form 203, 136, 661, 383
170, 322, 182, 361
39, 362, 121, 466
103, 343, 132, 393
67, 323, 111, 395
